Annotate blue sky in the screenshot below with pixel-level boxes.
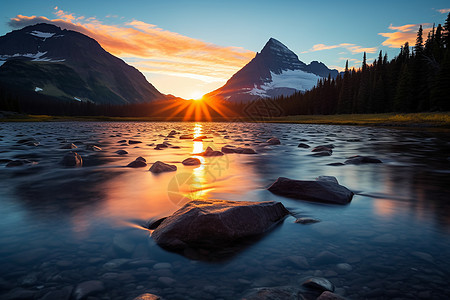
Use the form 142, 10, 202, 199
1, 0, 449, 98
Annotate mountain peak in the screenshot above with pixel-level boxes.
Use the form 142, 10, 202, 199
262, 37, 292, 54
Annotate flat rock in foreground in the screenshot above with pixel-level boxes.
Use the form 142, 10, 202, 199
152, 199, 289, 250
268, 177, 353, 204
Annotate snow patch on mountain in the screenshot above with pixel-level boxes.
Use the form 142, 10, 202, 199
35, 87, 43, 92
246, 69, 321, 97
0, 51, 65, 62
29, 31, 55, 39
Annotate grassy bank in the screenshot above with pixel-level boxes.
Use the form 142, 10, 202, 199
1, 112, 450, 129
257, 112, 450, 128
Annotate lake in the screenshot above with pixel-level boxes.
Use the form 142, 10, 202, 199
0, 121, 449, 299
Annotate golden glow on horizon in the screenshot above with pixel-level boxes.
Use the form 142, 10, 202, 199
154, 98, 237, 122
190, 92, 205, 101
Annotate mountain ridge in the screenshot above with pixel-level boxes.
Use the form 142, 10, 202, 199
205, 38, 338, 102
0, 23, 165, 104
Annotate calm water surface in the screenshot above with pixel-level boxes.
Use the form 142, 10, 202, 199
0, 121, 449, 299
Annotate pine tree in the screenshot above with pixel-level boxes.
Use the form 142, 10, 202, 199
338, 60, 352, 114
443, 13, 450, 48
415, 25, 424, 55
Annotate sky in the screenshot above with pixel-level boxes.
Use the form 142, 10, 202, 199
1, 0, 449, 99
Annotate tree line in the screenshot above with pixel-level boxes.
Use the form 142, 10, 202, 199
270, 13, 450, 115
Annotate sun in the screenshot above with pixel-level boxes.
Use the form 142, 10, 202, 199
190, 91, 204, 101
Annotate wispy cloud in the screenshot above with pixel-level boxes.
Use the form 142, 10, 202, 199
437, 8, 450, 14
303, 43, 377, 54
379, 23, 433, 48
8, 8, 255, 83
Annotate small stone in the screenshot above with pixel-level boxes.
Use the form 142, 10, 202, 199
266, 137, 281, 145
298, 143, 310, 148
153, 262, 172, 269
345, 155, 382, 165
312, 146, 333, 153
302, 277, 335, 292
73, 280, 105, 300
158, 276, 176, 286
115, 150, 128, 155
61, 152, 82, 167
295, 217, 320, 224
6, 159, 34, 167
180, 134, 194, 139
103, 258, 130, 270
312, 151, 332, 156
182, 157, 201, 166
129, 140, 142, 144
60, 143, 77, 149
127, 157, 147, 168
86, 144, 102, 151
336, 263, 352, 272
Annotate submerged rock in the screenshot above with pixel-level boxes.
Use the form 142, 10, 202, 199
302, 277, 335, 292
182, 157, 201, 166
60, 143, 77, 149
295, 217, 320, 224
268, 177, 353, 204
152, 199, 289, 250
298, 143, 310, 148
115, 150, 128, 155
198, 146, 224, 157
149, 161, 177, 173
327, 162, 345, 166
6, 159, 34, 167
86, 144, 102, 151
73, 280, 105, 300
61, 152, 82, 167
179, 134, 194, 139
17, 137, 39, 146
129, 140, 142, 144
312, 151, 332, 156
312, 146, 333, 153
344, 155, 382, 165
222, 146, 257, 154
266, 137, 281, 145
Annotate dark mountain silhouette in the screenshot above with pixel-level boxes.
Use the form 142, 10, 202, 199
0, 23, 165, 104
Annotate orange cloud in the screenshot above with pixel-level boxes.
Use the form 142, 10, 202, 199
379, 23, 433, 48
437, 8, 450, 14
8, 9, 255, 84
305, 43, 377, 54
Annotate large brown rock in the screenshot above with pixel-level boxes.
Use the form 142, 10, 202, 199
152, 199, 289, 250
268, 177, 353, 204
